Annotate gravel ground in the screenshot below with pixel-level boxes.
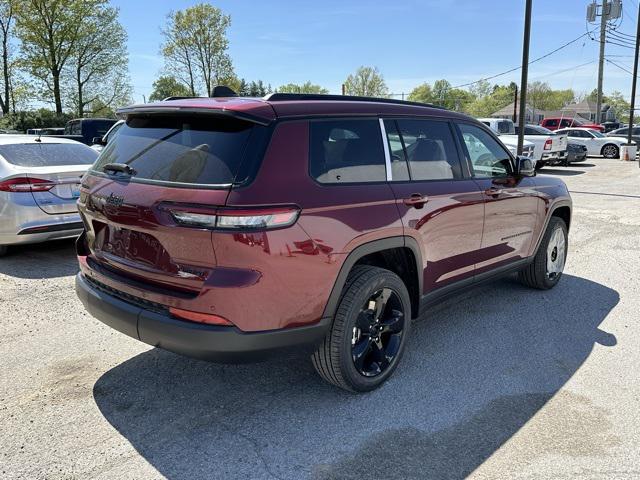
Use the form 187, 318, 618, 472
1, 157, 639, 480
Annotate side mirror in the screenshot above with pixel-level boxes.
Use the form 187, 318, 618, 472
515, 156, 535, 177
91, 136, 105, 146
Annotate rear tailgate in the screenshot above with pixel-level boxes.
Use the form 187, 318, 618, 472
552, 133, 568, 152
78, 111, 270, 295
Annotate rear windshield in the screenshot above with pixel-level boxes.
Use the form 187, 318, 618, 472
0, 143, 98, 167
92, 115, 259, 185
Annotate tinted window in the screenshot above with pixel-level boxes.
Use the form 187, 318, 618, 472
104, 122, 123, 143
383, 120, 409, 181
309, 119, 386, 183
458, 123, 513, 178
0, 142, 98, 167
85, 120, 116, 139
93, 115, 260, 185
497, 121, 513, 134
395, 119, 462, 180
544, 119, 558, 127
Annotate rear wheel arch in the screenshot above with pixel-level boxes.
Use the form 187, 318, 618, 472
322, 237, 422, 320
551, 205, 571, 232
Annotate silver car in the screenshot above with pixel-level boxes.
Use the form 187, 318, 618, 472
0, 135, 98, 256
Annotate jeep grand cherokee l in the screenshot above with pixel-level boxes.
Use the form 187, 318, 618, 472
75, 92, 572, 392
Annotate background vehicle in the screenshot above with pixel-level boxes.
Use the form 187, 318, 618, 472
0, 135, 98, 256
602, 121, 622, 133
515, 123, 568, 167
555, 127, 631, 158
566, 143, 588, 163
607, 126, 640, 145
90, 119, 124, 153
27, 127, 65, 136
541, 117, 605, 132
479, 118, 567, 168
75, 93, 572, 392
64, 118, 117, 145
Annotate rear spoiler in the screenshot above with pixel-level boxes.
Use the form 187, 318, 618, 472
116, 105, 272, 127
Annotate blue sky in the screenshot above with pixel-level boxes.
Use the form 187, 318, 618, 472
111, 0, 640, 103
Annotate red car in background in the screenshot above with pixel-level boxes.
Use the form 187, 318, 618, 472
540, 117, 605, 132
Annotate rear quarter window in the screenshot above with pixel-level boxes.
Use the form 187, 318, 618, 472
92, 115, 267, 186
0, 143, 98, 167
309, 119, 386, 183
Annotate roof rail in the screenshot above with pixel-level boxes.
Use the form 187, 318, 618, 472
263, 92, 444, 109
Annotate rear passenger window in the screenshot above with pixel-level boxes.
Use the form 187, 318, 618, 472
309, 119, 386, 183
395, 119, 462, 181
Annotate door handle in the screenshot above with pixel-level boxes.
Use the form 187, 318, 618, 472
484, 187, 503, 197
403, 194, 428, 209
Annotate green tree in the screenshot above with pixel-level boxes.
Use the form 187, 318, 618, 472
277, 81, 328, 94
0, 0, 16, 114
248, 80, 271, 96
603, 91, 630, 122
466, 84, 516, 117
409, 80, 475, 111
161, 3, 234, 97
408, 83, 435, 103
344, 66, 388, 97
15, 0, 102, 113
149, 75, 192, 101
63, 4, 130, 116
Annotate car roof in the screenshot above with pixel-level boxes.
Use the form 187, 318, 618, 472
0, 134, 87, 145
117, 96, 474, 124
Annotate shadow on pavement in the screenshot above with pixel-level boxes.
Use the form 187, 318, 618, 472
93, 274, 618, 480
539, 168, 585, 176
0, 238, 78, 279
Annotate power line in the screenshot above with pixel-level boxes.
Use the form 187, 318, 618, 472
451, 30, 597, 89
606, 58, 639, 76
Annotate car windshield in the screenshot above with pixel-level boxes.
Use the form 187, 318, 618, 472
590, 130, 605, 138
0, 142, 98, 167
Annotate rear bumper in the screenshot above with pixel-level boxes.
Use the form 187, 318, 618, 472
540, 150, 568, 165
75, 273, 331, 362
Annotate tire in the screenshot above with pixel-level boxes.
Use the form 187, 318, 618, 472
601, 144, 619, 159
518, 216, 568, 290
0, 245, 7, 257
535, 161, 545, 171
311, 265, 412, 392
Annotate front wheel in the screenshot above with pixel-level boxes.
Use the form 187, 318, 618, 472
311, 265, 411, 392
519, 216, 568, 290
601, 144, 619, 159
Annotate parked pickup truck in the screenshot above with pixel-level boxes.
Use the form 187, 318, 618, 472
478, 118, 568, 168
63, 118, 117, 145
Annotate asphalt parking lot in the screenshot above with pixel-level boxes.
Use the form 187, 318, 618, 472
1, 157, 639, 480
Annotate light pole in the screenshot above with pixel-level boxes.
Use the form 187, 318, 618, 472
628, 3, 640, 164
517, 0, 532, 156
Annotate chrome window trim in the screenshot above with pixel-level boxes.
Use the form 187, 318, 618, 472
379, 118, 393, 181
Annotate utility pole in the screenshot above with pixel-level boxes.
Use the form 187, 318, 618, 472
517, 0, 532, 156
596, 0, 608, 125
513, 85, 518, 122
627, 2, 640, 157
341, 83, 345, 95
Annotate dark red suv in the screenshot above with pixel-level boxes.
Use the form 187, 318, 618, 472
75, 92, 572, 392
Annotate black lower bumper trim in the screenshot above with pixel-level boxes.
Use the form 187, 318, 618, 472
75, 273, 331, 362
18, 222, 84, 235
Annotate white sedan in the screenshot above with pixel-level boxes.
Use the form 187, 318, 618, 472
555, 127, 632, 159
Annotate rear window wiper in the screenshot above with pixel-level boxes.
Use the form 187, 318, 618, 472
102, 163, 136, 176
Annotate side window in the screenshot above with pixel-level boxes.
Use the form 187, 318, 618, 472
383, 120, 409, 181
395, 119, 462, 181
561, 119, 572, 128
309, 119, 386, 183
458, 123, 513, 178
105, 122, 123, 143
545, 119, 558, 128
